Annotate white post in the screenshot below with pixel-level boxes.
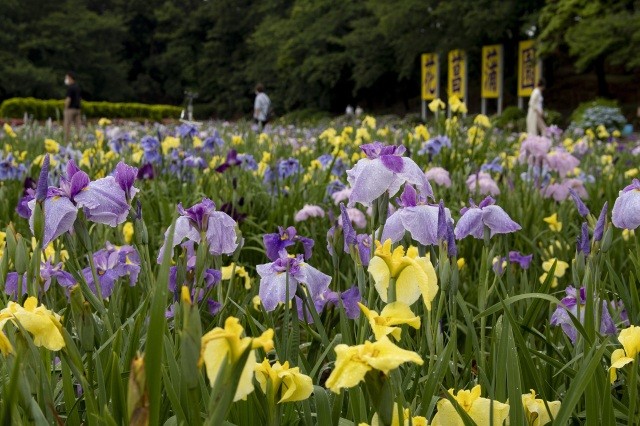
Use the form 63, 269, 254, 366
481, 98, 487, 115
518, 97, 524, 110
421, 100, 427, 122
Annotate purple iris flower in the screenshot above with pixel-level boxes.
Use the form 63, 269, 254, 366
215, 149, 240, 173
347, 142, 433, 208
157, 198, 238, 262
381, 185, 453, 246
550, 286, 627, 343
183, 155, 207, 169
256, 253, 331, 312
593, 202, 608, 242
454, 196, 521, 240
297, 285, 361, 322
568, 188, 590, 217
82, 242, 140, 298
263, 226, 314, 261
237, 154, 258, 171
338, 204, 371, 266
326, 180, 347, 198
0, 152, 27, 181
203, 131, 224, 152
177, 123, 198, 138
612, 179, 640, 230
508, 251, 533, 269
5, 261, 76, 299
17, 189, 35, 219
418, 135, 451, 156
480, 157, 504, 174
113, 162, 139, 202
278, 158, 302, 179
492, 256, 507, 275
137, 163, 154, 180
577, 222, 591, 255
140, 135, 162, 163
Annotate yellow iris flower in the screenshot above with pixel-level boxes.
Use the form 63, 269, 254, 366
363, 116, 377, 129
98, 118, 111, 126
431, 385, 509, 426
368, 240, 438, 309
0, 297, 65, 351
200, 317, 274, 401
325, 336, 423, 394
539, 258, 569, 288
44, 138, 60, 154
367, 403, 428, 426
358, 302, 420, 341
254, 359, 313, 403
448, 95, 467, 114
610, 325, 640, 383
161, 136, 180, 155
3, 123, 16, 138
543, 213, 562, 232
519, 390, 561, 426
428, 98, 446, 113
474, 114, 491, 128
221, 263, 251, 289
414, 124, 430, 141
123, 222, 134, 244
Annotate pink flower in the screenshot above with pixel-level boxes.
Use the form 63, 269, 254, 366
294, 204, 325, 222
425, 167, 452, 188
541, 178, 588, 202
331, 188, 352, 205
518, 135, 551, 165
547, 150, 580, 178
466, 172, 500, 196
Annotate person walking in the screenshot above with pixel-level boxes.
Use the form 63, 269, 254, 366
527, 78, 547, 137
253, 83, 271, 129
64, 71, 82, 142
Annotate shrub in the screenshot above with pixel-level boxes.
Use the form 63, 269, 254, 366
493, 106, 525, 131
0, 97, 182, 120
569, 98, 626, 131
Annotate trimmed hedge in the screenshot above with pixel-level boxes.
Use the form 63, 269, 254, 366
0, 97, 182, 121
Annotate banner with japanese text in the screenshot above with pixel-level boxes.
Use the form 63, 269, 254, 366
447, 49, 466, 100
421, 53, 439, 101
517, 40, 540, 97
481, 45, 502, 99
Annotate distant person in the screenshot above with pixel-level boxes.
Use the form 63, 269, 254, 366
253, 83, 271, 129
527, 78, 547, 137
355, 105, 363, 117
64, 71, 82, 142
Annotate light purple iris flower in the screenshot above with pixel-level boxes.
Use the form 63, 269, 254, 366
297, 286, 361, 322
263, 226, 314, 261
27, 161, 136, 246
547, 150, 580, 178
5, 261, 76, 299
612, 179, 640, 230
74, 162, 137, 226
157, 198, 238, 262
256, 254, 331, 312
454, 196, 521, 240
82, 243, 140, 298
381, 185, 453, 246
550, 286, 628, 343
347, 142, 433, 208
466, 172, 500, 196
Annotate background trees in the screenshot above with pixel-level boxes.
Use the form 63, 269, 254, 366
0, 0, 637, 119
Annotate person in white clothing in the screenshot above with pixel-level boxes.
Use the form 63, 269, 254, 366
527, 78, 547, 136
253, 83, 271, 128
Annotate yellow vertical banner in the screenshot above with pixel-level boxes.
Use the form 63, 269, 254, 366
481, 45, 502, 99
517, 40, 540, 97
421, 53, 439, 101
448, 49, 466, 100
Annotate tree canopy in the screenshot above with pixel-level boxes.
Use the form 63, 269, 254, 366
0, 0, 637, 118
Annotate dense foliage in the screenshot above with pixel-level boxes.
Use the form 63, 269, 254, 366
2, 0, 637, 118
0, 98, 182, 120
